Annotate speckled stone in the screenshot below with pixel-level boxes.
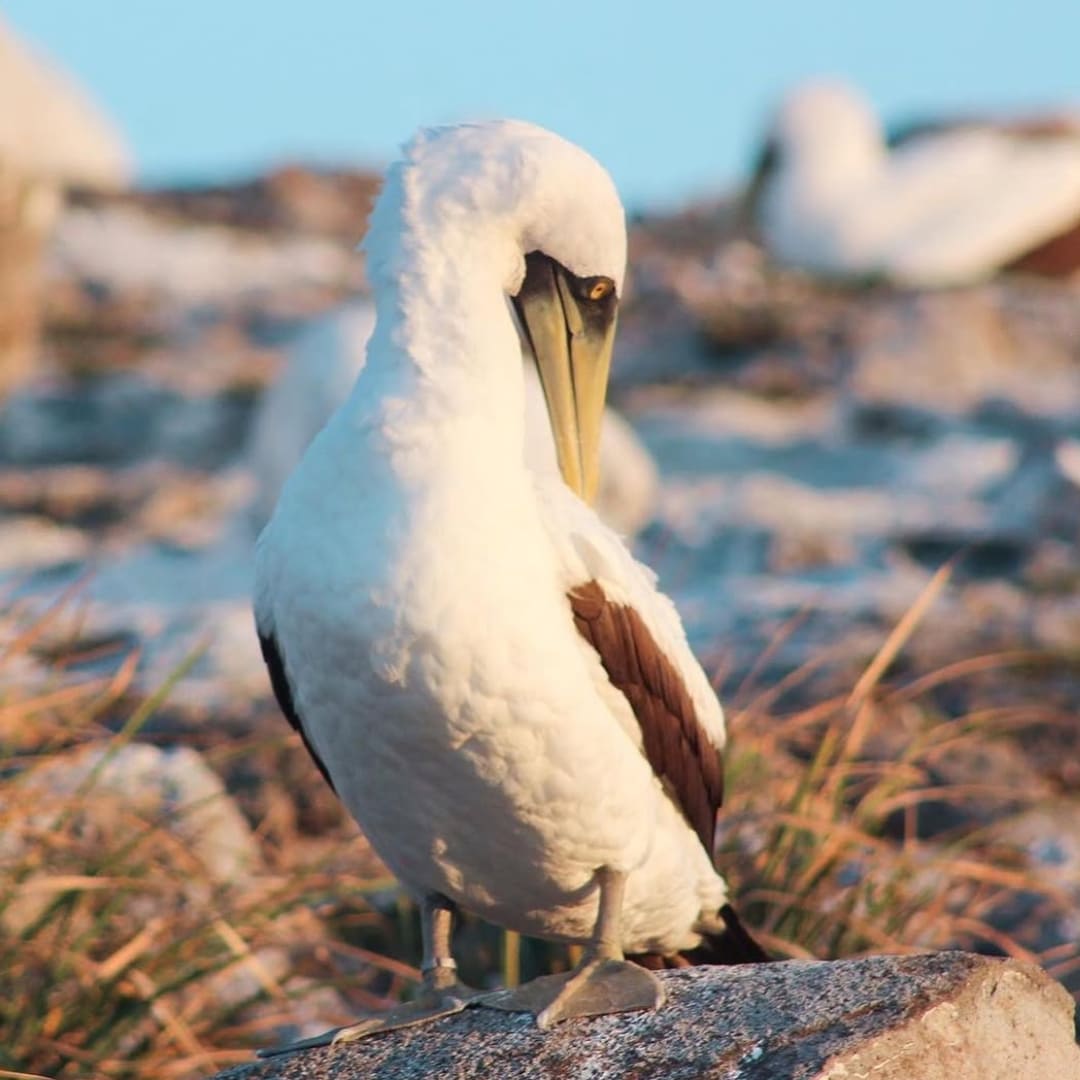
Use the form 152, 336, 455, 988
210, 953, 1080, 1080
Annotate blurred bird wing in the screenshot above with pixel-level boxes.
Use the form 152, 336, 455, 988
875, 130, 1080, 284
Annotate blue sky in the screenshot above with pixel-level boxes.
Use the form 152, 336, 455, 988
7, 1, 1079, 209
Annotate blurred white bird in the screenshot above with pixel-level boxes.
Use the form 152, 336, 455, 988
752, 79, 1080, 286
0, 16, 130, 396
0, 16, 129, 194
246, 301, 659, 536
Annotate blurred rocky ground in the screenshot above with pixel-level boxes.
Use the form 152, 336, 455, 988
1, 169, 1078, 743
627, 209, 1080, 713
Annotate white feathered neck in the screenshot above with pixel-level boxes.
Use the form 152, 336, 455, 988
348, 120, 626, 479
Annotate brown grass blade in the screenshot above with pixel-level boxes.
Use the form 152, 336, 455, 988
848, 560, 953, 709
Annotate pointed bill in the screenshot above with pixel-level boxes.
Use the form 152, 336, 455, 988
512, 252, 617, 503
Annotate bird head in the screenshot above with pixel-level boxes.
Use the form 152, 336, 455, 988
367, 119, 626, 505
768, 78, 884, 173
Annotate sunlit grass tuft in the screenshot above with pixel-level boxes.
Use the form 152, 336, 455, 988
0, 601, 408, 1079
719, 565, 1079, 981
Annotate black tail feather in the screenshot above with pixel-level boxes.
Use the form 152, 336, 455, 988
630, 903, 773, 970
685, 903, 774, 965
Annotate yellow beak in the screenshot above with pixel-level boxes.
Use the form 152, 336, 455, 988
512, 253, 618, 503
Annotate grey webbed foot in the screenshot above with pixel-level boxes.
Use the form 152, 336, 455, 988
257, 978, 488, 1057
486, 956, 664, 1029
258, 893, 484, 1057
485, 866, 664, 1028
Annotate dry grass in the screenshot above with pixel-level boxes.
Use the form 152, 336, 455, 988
722, 566, 1078, 980
0, 598, 407, 1079
1, 576, 1077, 1078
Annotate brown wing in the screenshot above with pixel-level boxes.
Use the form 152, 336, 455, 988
568, 580, 723, 854
1005, 216, 1080, 277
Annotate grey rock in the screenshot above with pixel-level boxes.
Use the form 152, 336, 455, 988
210, 953, 1079, 1080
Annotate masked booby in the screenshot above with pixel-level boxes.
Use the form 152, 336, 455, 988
752, 79, 1080, 286
245, 302, 658, 536
254, 119, 765, 1052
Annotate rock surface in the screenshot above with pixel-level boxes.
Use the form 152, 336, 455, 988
211, 953, 1079, 1080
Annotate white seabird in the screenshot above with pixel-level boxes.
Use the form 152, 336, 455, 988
0, 14, 130, 192
754, 79, 1080, 286
254, 120, 765, 1050
245, 302, 658, 536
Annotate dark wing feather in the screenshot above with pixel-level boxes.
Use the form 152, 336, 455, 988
258, 630, 337, 795
1005, 217, 1080, 277
683, 903, 773, 964
632, 903, 773, 968
567, 580, 723, 854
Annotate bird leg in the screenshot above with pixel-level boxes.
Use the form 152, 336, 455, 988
257, 893, 487, 1057
485, 867, 665, 1028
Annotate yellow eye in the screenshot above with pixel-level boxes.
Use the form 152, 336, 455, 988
587, 279, 613, 302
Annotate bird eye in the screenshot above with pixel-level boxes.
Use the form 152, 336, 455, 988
585, 278, 614, 302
